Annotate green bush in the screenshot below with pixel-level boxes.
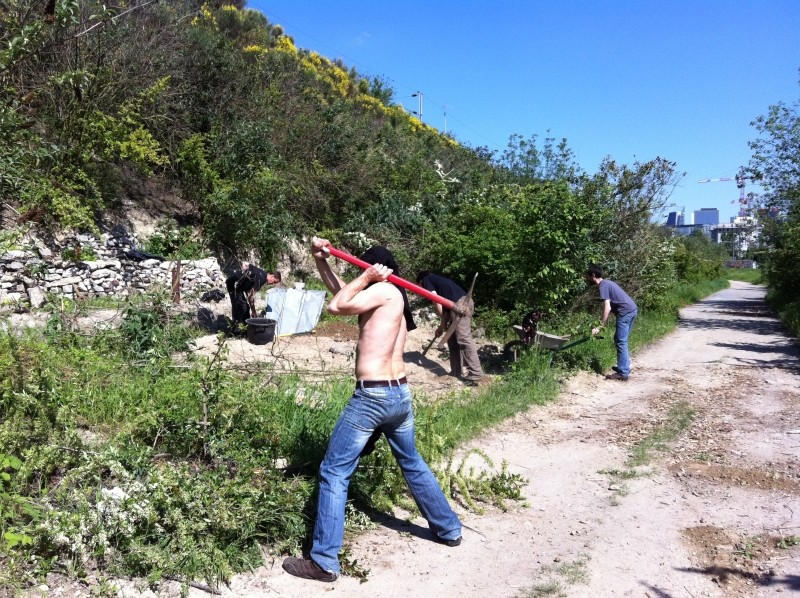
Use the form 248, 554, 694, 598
141, 218, 206, 260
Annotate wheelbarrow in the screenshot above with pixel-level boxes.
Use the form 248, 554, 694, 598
504, 325, 601, 362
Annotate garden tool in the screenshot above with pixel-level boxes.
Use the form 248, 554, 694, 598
321, 242, 478, 351
418, 329, 442, 364
323, 244, 473, 316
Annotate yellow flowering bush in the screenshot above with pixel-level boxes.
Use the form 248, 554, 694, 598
191, 3, 217, 29
274, 35, 298, 55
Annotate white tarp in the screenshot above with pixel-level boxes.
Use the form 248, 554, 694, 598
264, 286, 327, 336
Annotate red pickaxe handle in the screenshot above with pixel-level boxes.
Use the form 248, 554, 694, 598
326, 246, 456, 311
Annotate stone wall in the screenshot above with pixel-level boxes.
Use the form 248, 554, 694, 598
0, 230, 225, 309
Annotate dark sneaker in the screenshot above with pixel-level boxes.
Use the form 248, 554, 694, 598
282, 556, 338, 582
465, 376, 492, 388
437, 536, 462, 547
612, 366, 632, 375
605, 372, 628, 381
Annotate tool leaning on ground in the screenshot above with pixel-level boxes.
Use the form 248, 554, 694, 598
320, 241, 477, 349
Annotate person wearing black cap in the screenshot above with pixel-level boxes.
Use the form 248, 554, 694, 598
282, 237, 462, 583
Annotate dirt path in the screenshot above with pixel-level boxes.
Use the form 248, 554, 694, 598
149, 282, 800, 596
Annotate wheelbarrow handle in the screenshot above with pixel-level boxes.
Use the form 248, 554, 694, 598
555, 333, 603, 352
325, 246, 456, 311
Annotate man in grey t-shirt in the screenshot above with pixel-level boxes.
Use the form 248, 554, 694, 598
586, 265, 638, 381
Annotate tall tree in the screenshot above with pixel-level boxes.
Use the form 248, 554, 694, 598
748, 72, 800, 309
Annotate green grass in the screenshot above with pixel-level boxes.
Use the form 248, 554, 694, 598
628, 401, 696, 467
769, 294, 800, 338
514, 554, 589, 597
724, 267, 762, 283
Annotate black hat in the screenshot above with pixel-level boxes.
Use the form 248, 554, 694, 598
360, 246, 416, 331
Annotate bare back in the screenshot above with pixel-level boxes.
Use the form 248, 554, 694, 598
355, 282, 407, 380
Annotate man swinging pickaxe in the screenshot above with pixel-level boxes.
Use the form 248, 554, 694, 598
325, 244, 485, 384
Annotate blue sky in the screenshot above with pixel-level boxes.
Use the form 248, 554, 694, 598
248, 1, 800, 223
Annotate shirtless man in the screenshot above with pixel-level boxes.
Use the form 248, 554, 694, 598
282, 237, 462, 583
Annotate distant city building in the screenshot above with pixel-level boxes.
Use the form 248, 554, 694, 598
693, 208, 719, 226
666, 208, 686, 226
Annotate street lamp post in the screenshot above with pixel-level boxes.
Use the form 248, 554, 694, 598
411, 91, 423, 122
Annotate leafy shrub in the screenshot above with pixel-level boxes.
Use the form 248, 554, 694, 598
424, 182, 598, 314
141, 218, 206, 260
60, 241, 98, 263
672, 230, 725, 283
116, 296, 197, 362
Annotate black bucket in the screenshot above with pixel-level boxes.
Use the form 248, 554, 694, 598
245, 318, 276, 345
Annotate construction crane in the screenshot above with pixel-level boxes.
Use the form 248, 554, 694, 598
698, 166, 754, 216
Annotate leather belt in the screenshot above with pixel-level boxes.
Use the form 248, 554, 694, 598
357, 376, 408, 389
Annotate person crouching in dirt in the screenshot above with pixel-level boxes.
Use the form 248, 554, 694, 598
586, 264, 638, 381
416, 271, 488, 387
282, 238, 462, 583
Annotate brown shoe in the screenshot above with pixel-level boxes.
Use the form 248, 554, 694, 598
605, 372, 628, 381
282, 556, 338, 582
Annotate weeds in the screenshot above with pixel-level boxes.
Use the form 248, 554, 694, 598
516, 554, 589, 597
628, 401, 695, 467
734, 536, 760, 560
516, 580, 565, 597
441, 449, 527, 514
777, 535, 800, 549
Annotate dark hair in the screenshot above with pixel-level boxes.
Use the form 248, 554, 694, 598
360, 246, 399, 273
270, 271, 282, 282
359, 246, 416, 332
587, 264, 604, 278
416, 270, 432, 285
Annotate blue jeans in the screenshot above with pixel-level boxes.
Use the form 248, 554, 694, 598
614, 309, 637, 377
310, 382, 462, 574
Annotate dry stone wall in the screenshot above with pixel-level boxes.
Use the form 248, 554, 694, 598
0, 230, 225, 309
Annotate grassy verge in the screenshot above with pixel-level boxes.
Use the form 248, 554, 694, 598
724, 267, 762, 284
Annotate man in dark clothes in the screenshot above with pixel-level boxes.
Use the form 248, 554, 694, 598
586, 264, 638, 381
416, 271, 487, 386
225, 262, 281, 325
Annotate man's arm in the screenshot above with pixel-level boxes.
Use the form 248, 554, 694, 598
600, 300, 612, 325
592, 300, 612, 336
311, 237, 346, 294
428, 292, 447, 334
328, 265, 393, 316
246, 289, 257, 318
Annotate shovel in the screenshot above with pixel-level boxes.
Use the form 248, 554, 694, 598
417, 330, 441, 364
